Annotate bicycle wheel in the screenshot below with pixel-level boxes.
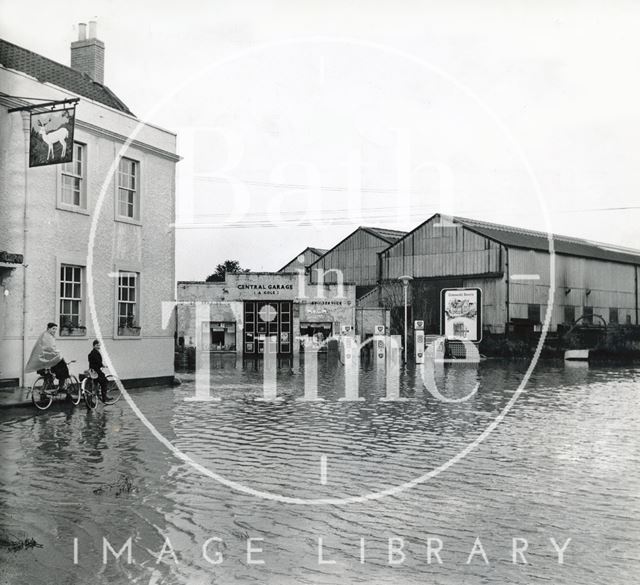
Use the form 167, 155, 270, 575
67, 375, 81, 406
31, 377, 53, 410
83, 378, 98, 410
103, 376, 122, 405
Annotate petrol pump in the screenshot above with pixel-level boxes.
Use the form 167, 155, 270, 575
414, 320, 425, 364
373, 324, 386, 365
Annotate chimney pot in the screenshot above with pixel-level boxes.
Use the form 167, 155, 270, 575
71, 20, 105, 84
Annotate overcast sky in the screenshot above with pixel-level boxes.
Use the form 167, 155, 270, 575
2, 1, 639, 280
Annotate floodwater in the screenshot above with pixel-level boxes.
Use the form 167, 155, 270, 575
1, 357, 639, 585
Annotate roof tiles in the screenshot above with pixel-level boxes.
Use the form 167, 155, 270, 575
0, 38, 133, 115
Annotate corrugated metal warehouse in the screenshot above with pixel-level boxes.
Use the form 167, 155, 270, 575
378, 214, 640, 335
307, 226, 406, 298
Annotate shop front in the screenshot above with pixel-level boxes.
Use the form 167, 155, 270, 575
176, 273, 356, 357
206, 321, 236, 352
296, 295, 355, 352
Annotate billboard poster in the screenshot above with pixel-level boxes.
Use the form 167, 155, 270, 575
440, 287, 482, 342
29, 107, 76, 167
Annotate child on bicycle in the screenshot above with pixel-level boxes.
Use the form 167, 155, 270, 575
88, 340, 109, 402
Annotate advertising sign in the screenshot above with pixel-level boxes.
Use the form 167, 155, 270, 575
29, 107, 76, 167
440, 288, 482, 342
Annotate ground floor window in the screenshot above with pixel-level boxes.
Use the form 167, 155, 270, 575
300, 322, 333, 351
117, 271, 140, 336
208, 322, 236, 351
59, 264, 85, 335
582, 306, 593, 324
609, 308, 619, 325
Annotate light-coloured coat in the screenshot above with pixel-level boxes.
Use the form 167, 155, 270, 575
25, 330, 62, 372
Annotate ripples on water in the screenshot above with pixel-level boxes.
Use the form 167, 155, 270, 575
1, 360, 639, 584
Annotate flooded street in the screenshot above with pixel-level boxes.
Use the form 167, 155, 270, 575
1, 359, 639, 584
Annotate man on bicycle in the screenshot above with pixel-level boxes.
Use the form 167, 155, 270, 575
25, 322, 70, 391
88, 340, 109, 402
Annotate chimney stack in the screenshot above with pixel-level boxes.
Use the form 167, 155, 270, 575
70, 21, 105, 84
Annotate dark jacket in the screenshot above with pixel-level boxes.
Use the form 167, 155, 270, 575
88, 348, 104, 371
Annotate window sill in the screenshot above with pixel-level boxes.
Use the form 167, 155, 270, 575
56, 203, 89, 216
116, 326, 142, 338
60, 326, 87, 337
115, 216, 142, 227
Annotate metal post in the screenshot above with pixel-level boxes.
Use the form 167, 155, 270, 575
403, 284, 408, 364
398, 275, 413, 364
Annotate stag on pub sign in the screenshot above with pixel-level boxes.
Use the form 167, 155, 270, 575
29, 107, 76, 167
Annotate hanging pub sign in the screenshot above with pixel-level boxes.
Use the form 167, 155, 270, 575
440, 287, 482, 342
29, 106, 76, 167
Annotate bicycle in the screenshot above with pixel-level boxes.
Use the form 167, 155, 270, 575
30, 360, 81, 410
80, 369, 122, 410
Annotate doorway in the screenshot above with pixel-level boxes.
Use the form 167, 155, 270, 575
243, 301, 292, 355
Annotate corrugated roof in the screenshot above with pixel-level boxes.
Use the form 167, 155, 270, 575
455, 216, 640, 265
0, 38, 133, 115
311, 226, 408, 266
452, 215, 640, 266
308, 247, 327, 257
361, 226, 407, 244
277, 247, 328, 272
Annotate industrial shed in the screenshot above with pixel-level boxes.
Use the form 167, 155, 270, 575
277, 247, 327, 273
308, 226, 405, 299
378, 214, 640, 335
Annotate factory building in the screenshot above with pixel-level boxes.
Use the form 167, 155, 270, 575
177, 215, 639, 358
378, 214, 640, 336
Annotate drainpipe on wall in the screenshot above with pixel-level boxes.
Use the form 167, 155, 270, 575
505, 246, 510, 336
21, 112, 30, 387
635, 265, 638, 325
377, 252, 383, 306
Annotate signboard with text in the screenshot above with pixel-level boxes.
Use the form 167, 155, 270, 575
440, 288, 482, 342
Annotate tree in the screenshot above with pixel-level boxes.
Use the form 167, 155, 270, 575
205, 260, 250, 282
379, 281, 410, 336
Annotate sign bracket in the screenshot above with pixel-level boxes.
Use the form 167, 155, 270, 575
8, 97, 80, 114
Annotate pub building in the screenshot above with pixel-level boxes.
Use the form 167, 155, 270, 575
176, 272, 356, 357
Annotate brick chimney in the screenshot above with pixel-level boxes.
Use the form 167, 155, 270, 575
70, 21, 105, 84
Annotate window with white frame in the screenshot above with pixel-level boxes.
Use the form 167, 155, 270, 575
117, 271, 140, 335
59, 264, 84, 334
61, 143, 86, 208
117, 157, 140, 220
